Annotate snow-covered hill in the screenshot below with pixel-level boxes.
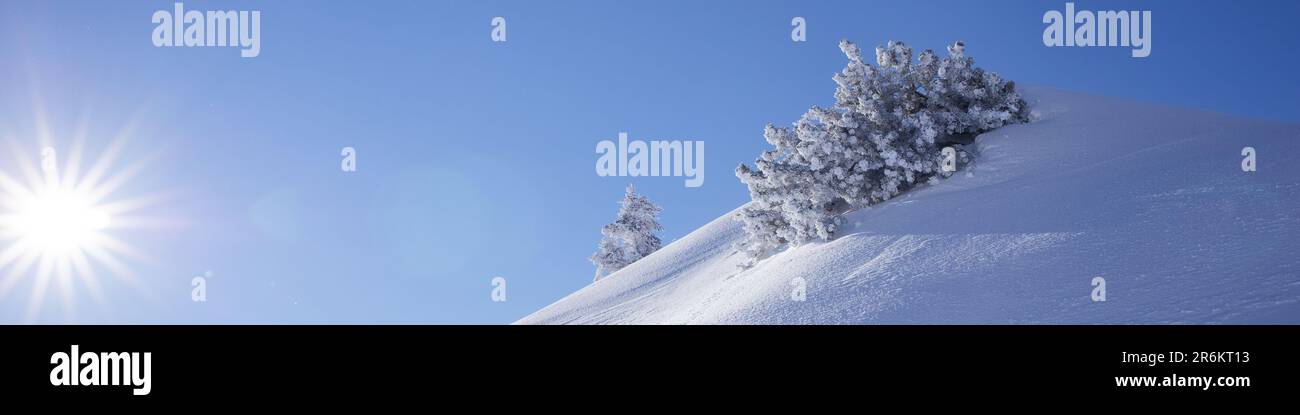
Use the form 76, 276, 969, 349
519, 87, 1300, 324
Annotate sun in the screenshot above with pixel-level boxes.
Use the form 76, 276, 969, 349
10, 184, 112, 257
0, 137, 154, 322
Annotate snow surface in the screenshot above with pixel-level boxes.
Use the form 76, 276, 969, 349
519, 87, 1300, 324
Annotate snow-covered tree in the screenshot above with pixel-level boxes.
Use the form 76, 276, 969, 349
734, 40, 1029, 266
590, 184, 664, 281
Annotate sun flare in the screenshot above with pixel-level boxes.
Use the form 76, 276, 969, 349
10, 185, 112, 256
0, 136, 156, 322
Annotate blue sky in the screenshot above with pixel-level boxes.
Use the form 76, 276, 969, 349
0, 0, 1296, 323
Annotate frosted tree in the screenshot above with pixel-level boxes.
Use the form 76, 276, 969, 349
590, 184, 664, 281
590, 237, 629, 280
735, 40, 1028, 266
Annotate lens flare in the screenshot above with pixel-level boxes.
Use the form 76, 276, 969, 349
0, 135, 158, 322
12, 186, 112, 255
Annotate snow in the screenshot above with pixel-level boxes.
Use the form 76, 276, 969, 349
518, 87, 1300, 324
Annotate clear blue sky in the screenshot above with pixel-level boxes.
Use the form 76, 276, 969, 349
1, 0, 1296, 323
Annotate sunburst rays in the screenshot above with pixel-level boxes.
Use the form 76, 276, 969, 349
0, 118, 159, 322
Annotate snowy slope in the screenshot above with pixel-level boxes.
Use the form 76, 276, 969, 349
519, 87, 1300, 324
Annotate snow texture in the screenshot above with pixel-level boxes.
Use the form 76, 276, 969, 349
520, 87, 1300, 324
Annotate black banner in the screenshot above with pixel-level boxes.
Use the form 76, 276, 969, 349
0, 325, 1294, 402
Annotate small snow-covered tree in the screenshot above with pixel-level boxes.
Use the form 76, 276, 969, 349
590, 236, 629, 279
735, 40, 1028, 266
590, 184, 664, 281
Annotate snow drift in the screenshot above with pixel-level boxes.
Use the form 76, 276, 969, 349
519, 87, 1300, 324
